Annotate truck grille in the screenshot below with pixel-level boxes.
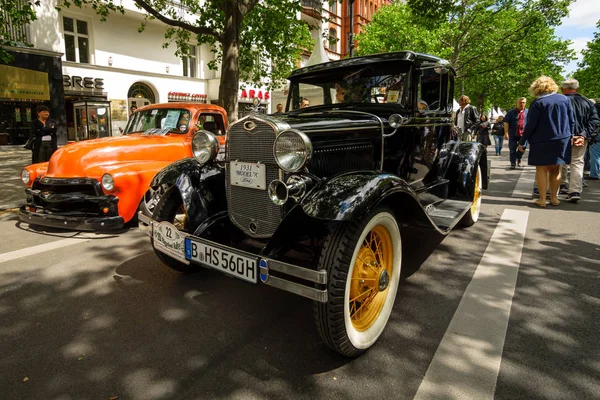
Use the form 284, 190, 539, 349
226, 117, 282, 238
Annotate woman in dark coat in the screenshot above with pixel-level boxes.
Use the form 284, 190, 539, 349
518, 76, 574, 207
30, 105, 57, 163
475, 114, 492, 149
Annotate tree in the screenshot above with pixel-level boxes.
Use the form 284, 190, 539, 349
0, 0, 41, 63
356, 0, 575, 111
53, 0, 313, 121
573, 20, 600, 98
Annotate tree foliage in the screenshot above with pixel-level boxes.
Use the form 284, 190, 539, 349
0, 0, 41, 63
356, 0, 575, 111
573, 20, 600, 99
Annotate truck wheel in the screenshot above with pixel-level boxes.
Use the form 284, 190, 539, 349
314, 207, 401, 357
461, 165, 482, 227
139, 184, 170, 218
152, 186, 194, 273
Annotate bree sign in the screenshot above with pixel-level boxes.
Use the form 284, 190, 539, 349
63, 75, 104, 90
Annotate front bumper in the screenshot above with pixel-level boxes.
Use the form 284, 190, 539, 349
138, 212, 328, 302
19, 206, 125, 231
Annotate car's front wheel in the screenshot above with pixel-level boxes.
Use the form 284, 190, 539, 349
151, 186, 194, 273
461, 165, 482, 226
139, 184, 170, 218
314, 207, 401, 357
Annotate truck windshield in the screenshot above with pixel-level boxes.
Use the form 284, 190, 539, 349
288, 62, 411, 110
125, 108, 192, 135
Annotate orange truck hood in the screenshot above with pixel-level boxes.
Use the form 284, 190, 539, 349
44, 134, 192, 178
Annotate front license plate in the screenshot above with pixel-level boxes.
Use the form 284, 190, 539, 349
185, 238, 258, 283
153, 221, 189, 265
230, 162, 266, 190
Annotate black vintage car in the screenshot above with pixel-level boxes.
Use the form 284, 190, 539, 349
139, 51, 488, 357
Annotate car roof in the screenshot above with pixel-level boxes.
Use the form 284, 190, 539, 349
288, 51, 454, 80
135, 102, 227, 114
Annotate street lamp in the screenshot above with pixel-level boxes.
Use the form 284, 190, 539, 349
349, 0, 355, 57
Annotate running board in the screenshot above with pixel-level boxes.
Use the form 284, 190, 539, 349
425, 199, 471, 231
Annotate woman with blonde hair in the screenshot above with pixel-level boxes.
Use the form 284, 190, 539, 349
518, 76, 574, 207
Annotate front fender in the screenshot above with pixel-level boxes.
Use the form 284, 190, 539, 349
300, 172, 433, 228
151, 158, 226, 230
446, 142, 488, 201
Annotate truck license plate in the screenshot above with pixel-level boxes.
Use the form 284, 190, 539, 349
230, 162, 266, 190
185, 238, 258, 283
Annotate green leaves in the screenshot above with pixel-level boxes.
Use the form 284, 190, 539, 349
573, 20, 600, 98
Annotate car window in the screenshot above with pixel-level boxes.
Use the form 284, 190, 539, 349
290, 61, 411, 109
125, 108, 192, 135
197, 113, 226, 136
418, 68, 442, 111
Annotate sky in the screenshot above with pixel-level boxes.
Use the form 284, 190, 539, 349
556, 0, 600, 76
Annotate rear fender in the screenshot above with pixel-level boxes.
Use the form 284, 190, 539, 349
445, 142, 488, 201
151, 158, 226, 230
300, 171, 433, 229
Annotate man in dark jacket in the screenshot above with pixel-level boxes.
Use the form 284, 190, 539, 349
559, 78, 600, 202
503, 98, 528, 169
453, 95, 479, 141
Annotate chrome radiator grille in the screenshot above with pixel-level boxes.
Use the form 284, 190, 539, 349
226, 117, 282, 238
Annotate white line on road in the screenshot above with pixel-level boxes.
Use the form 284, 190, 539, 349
512, 167, 535, 199
0, 238, 90, 264
413, 208, 529, 400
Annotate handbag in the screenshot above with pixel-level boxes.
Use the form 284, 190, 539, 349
23, 138, 34, 150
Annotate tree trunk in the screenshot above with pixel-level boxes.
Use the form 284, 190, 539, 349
219, 4, 242, 123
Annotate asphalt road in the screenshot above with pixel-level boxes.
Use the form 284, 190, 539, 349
0, 152, 599, 400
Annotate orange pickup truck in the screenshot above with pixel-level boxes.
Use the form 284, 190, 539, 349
19, 102, 227, 231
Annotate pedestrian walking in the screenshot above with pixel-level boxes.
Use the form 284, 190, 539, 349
558, 78, 600, 202
491, 115, 505, 155
453, 95, 479, 141
504, 98, 528, 169
518, 76, 574, 207
30, 105, 57, 164
589, 99, 600, 180
475, 114, 492, 150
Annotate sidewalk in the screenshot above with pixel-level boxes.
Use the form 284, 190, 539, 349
0, 146, 31, 210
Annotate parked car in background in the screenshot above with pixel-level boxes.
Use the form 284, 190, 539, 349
139, 51, 488, 357
19, 103, 227, 231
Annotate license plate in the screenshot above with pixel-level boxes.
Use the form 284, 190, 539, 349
152, 221, 189, 265
230, 162, 266, 190
185, 237, 258, 283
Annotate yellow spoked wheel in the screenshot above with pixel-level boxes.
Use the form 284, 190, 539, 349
314, 207, 401, 357
349, 225, 393, 332
462, 165, 482, 226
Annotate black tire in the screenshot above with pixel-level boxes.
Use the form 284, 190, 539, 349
314, 207, 402, 357
151, 186, 194, 273
139, 184, 170, 218
461, 165, 482, 227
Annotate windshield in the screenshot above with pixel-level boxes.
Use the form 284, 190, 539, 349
288, 61, 411, 110
124, 108, 192, 135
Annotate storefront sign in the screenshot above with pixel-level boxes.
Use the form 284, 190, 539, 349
239, 88, 270, 101
0, 65, 50, 101
168, 92, 207, 102
63, 75, 104, 90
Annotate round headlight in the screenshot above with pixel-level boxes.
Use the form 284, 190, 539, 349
388, 114, 402, 128
21, 169, 30, 184
273, 130, 312, 172
101, 173, 114, 191
192, 131, 219, 164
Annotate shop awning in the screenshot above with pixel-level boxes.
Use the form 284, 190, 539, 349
0, 64, 50, 101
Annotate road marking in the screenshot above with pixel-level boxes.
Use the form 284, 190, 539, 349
414, 209, 529, 400
512, 167, 535, 199
0, 238, 90, 264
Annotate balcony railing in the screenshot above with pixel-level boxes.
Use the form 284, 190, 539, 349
2, 1, 31, 45
302, 0, 323, 18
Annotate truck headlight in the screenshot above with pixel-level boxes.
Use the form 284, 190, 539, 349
192, 131, 219, 164
273, 130, 312, 172
101, 173, 114, 191
21, 169, 30, 184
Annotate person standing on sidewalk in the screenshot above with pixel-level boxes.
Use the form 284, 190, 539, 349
30, 105, 57, 164
454, 95, 479, 141
588, 99, 600, 180
559, 78, 600, 202
517, 76, 573, 207
491, 115, 505, 155
504, 98, 528, 169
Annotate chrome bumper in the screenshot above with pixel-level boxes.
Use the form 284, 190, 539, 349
138, 212, 328, 302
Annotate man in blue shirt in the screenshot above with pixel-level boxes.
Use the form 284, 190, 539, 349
503, 97, 528, 169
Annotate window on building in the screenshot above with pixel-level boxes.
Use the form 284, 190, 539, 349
182, 45, 197, 78
329, 0, 337, 15
63, 16, 89, 64
328, 28, 337, 52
